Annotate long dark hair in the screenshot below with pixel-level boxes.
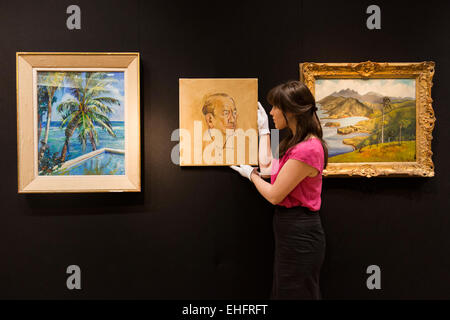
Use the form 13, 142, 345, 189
267, 80, 328, 169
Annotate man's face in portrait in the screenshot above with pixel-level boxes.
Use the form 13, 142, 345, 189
204, 95, 237, 135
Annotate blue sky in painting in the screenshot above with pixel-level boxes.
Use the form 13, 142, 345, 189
39, 72, 125, 121
315, 79, 415, 101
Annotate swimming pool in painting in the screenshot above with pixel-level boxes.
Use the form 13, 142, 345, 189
37, 71, 125, 176
40, 121, 125, 161
56, 150, 125, 175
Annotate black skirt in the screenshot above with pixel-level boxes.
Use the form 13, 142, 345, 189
271, 205, 326, 300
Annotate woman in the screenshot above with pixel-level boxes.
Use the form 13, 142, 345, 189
231, 80, 328, 300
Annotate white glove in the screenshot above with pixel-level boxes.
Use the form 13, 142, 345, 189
230, 165, 258, 181
257, 102, 270, 136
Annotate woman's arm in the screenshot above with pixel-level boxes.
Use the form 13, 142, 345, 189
259, 133, 273, 178
250, 159, 317, 205
256, 102, 273, 178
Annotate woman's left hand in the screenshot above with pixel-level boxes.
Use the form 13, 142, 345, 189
230, 165, 257, 181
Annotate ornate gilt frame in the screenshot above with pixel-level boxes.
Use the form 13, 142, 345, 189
300, 61, 435, 178
17, 52, 141, 192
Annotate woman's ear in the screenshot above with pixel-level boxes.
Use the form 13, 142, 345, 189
205, 113, 214, 128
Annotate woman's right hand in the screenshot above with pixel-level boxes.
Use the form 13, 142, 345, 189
257, 102, 270, 136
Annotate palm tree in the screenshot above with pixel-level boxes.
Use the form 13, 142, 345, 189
38, 72, 65, 148
57, 72, 120, 161
380, 97, 392, 144
37, 85, 49, 144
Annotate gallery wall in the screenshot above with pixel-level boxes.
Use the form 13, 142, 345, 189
0, 0, 449, 299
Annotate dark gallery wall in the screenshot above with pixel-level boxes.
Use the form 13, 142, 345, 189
0, 0, 448, 299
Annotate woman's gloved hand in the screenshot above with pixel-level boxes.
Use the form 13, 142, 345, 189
257, 102, 270, 136
230, 165, 258, 181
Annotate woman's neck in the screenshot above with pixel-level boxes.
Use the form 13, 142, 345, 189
288, 119, 297, 134
288, 122, 316, 141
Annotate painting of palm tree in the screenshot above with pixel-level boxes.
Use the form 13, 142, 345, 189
37, 72, 64, 162
37, 71, 125, 175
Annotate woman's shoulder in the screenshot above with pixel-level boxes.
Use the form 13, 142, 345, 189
285, 137, 324, 165
285, 136, 325, 174
291, 136, 323, 153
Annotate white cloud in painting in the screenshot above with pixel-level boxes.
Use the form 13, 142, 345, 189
315, 79, 415, 101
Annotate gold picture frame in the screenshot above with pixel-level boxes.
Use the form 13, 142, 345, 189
17, 52, 141, 192
300, 61, 435, 178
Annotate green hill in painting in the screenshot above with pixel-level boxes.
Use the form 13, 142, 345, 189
319, 89, 415, 119
341, 101, 415, 140
329, 100, 416, 162
330, 141, 416, 162
318, 96, 374, 118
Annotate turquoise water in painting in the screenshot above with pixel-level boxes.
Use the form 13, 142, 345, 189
56, 151, 125, 175
37, 71, 125, 176
39, 121, 125, 161
317, 106, 370, 157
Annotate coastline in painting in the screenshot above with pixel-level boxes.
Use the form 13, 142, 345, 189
315, 79, 416, 163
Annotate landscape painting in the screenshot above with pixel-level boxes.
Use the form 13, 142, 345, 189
315, 79, 416, 163
37, 71, 125, 175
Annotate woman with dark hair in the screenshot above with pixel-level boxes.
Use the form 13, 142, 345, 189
231, 80, 328, 300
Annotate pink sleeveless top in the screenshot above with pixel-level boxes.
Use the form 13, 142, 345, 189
270, 137, 324, 211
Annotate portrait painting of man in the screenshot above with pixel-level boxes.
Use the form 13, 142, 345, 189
179, 79, 258, 166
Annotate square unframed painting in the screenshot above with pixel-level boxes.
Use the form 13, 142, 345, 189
179, 78, 258, 166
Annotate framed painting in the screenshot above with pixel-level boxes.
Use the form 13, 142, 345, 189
300, 61, 435, 177
179, 78, 258, 166
17, 52, 140, 192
